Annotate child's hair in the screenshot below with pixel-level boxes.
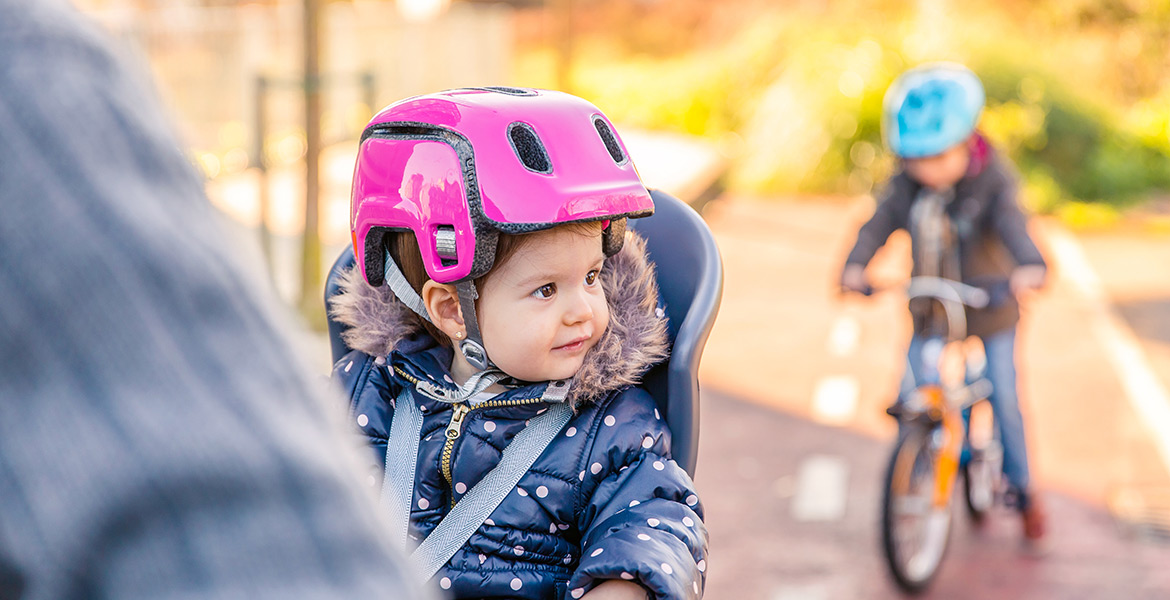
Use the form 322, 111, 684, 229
387, 220, 606, 347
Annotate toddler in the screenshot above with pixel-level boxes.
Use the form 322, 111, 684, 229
331, 88, 708, 599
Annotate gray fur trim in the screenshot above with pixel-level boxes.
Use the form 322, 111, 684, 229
328, 231, 670, 409
329, 265, 423, 360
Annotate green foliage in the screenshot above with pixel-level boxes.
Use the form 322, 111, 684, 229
556, 2, 1170, 210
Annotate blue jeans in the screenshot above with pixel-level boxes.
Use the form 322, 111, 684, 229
898, 328, 1032, 505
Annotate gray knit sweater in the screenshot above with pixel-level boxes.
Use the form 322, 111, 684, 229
0, 1, 429, 598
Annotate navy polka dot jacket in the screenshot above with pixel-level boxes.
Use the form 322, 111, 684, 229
329, 233, 708, 599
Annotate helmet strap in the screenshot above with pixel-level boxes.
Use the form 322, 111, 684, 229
455, 281, 492, 371
383, 250, 434, 323
382, 249, 495, 372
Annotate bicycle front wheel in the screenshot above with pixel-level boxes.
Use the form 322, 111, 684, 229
881, 425, 953, 594
963, 405, 1003, 523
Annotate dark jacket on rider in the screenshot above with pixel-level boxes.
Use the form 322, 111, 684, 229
329, 232, 708, 600
843, 134, 1046, 338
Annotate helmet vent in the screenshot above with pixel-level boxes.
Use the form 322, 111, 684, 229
508, 122, 552, 174
592, 116, 627, 164
478, 86, 536, 96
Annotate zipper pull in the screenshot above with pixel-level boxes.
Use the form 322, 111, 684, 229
445, 403, 470, 440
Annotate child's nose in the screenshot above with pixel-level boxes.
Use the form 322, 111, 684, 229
562, 287, 595, 324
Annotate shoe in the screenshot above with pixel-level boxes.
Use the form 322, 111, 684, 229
1021, 493, 1050, 555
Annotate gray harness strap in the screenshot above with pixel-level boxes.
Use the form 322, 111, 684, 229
381, 387, 424, 550
380, 379, 574, 582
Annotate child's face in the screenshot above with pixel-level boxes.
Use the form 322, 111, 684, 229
476, 226, 610, 383
903, 141, 970, 191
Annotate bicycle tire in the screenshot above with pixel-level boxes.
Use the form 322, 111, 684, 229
881, 424, 952, 594
963, 407, 1002, 523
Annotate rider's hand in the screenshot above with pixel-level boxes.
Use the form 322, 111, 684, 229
580, 580, 651, 600
840, 264, 871, 295
1010, 264, 1046, 298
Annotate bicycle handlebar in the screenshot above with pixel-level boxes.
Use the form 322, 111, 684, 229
849, 277, 1013, 340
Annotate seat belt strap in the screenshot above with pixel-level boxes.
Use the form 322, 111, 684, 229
380, 379, 574, 581
381, 386, 423, 551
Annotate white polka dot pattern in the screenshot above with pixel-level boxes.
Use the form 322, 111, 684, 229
478, 554, 487, 564
590, 548, 604, 557
686, 494, 698, 506
565, 426, 577, 437
647, 518, 660, 527
455, 482, 467, 494
366, 475, 376, 487
629, 500, 640, 507
517, 487, 528, 497
590, 462, 602, 475
620, 572, 635, 580
578, 471, 585, 481
697, 559, 706, 572
604, 415, 616, 426
484, 421, 496, 433
513, 545, 524, 556
536, 485, 549, 498
683, 516, 695, 527
654, 408, 661, 420
642, 436, 653, 449
563, 554, 573, 564
637, 533, 651, 541
439, 577, 451, 589
511, 578, 523, 591
357, 414, 368, 427
653, 461, 664, 470
570, 588, 585, 598
661, 563, 673, 575
417, 498, 430, 510
694, 581, 700, 593
485, 518, 495, 526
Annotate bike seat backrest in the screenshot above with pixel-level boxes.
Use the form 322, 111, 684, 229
324, 190, 723, 477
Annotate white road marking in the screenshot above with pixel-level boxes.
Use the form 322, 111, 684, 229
826, 314, 861, 357
1047, 227, 1170, 476
790, 455, 849, 522
811, 375, 859, 425
770, 583, 831, 600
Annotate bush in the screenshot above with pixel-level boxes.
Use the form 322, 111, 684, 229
557, 5, 1170, 209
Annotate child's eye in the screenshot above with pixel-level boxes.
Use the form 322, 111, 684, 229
533, 283, 556, 299
584, 270, 600, 286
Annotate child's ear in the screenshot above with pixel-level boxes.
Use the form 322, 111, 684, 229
420, 280, 465, 337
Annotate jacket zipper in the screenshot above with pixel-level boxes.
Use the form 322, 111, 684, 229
440, 396, 545, 507
394, 367, 546, 508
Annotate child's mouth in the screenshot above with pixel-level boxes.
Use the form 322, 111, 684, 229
553, 336, 590, 352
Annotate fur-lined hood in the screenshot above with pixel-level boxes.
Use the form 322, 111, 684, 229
328, 231, 669, 408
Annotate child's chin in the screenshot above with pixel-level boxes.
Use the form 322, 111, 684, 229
509, 360, 584, 384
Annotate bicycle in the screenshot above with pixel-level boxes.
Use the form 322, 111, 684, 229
874, 276, 1008, 594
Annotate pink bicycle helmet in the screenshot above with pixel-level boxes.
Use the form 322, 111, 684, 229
350, 87, 654, 376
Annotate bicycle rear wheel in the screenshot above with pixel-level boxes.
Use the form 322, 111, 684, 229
881, 424, 952, 594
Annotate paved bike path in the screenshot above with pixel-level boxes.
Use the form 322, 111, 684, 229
694, 194, 1170, 598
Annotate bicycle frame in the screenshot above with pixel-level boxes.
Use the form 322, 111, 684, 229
902, 276, 992, 507
880, 276, 998, 593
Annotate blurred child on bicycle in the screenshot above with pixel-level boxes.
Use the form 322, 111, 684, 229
839, 63, 1049, 543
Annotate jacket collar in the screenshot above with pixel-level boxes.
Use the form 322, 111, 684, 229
329, 231, 669, 409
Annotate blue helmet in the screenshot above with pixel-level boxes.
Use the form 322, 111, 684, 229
883, 63, 985, 159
